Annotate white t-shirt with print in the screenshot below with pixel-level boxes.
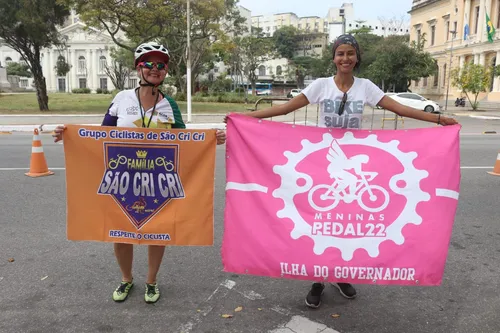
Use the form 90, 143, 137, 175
106, 89, 183, 129
301, 76, 385, 129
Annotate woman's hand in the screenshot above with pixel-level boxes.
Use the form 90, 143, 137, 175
52, 125, 67, 142
439, 115, 459, 126
216, 130, 226, 145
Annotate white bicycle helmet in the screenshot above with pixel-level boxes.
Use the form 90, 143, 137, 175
134, 42, 170, 67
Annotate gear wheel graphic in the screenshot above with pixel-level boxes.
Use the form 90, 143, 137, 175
272, 131, 430, 261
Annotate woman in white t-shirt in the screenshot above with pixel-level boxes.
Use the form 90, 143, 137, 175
224, 34, 458, 309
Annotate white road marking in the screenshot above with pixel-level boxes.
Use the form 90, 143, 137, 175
270, 305, 291, 316
178, 279, 236, 333
268, 316, 341, 333
226, 182, 269, 193
236, 289, 265, 300
436, 189, 460, 200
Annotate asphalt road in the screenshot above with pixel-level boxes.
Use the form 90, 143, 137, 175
0, 132, 499, 333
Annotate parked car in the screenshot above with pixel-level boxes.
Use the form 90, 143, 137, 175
385, 92, 440, 113
287, 89, 302, 98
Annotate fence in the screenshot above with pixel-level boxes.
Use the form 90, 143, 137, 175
248, 97, 405, 130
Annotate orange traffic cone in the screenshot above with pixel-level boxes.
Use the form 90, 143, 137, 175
25, 128, 54, 177
487, 151, 500, 176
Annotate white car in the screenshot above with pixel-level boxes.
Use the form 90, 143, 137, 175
386, 92, 440, 113
287, 89, 302, 98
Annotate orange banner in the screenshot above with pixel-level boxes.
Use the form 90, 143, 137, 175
63, 125, 216, 246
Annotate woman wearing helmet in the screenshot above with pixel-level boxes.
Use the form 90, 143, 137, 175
53, 41, 226, 304
224, 34, 458, 309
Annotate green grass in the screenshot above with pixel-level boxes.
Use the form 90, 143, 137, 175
0, 93, 252, 114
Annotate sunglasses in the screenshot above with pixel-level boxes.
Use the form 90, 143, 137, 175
338, 92, 348, 116
138, 61, 167, 70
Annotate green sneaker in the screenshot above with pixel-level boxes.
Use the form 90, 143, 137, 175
144, 283, 160, 303
112, 280, 133, 302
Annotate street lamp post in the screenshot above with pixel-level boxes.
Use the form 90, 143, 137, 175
186, 0, 192, 123
445, 30, 457, 111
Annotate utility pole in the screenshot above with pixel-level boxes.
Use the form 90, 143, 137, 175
186, 0, 192, 122
445, 30, 457, 112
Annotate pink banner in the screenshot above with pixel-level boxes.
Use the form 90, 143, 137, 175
222, 113, 461, 286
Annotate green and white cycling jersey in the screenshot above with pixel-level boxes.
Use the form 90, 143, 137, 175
102, 89, 186, 129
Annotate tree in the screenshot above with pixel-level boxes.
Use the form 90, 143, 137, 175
347, 28, 384, 78
235, 27, 276, 95
273, 26, 299, 59
0, 0, 70, 110
103, 46, 135, 91
54, 55, 71, 77
68, 0, 245, 93
451, 61, 491, 110
6, 62, 32, 77
366, 34, 435, 92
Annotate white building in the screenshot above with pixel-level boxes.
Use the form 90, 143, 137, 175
0, 19, 138, 93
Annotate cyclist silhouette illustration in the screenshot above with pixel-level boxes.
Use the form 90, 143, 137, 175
326, 139, 371, 202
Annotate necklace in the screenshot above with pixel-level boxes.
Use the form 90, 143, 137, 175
136, 87, 160, 128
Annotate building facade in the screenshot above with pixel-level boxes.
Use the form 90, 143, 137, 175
0, 18, 137, 93
409, 0, 500, 102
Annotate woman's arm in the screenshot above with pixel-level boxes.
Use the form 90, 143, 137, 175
377, 96, 458, 125
246, 94, 310, 119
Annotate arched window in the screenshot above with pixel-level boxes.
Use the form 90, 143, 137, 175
99, 56, 107, 73
258, 65, 266, 76
433, 63, 439, 87
276, 65, 282, 76
78, 56, 86, 73
5, 57, 12, 65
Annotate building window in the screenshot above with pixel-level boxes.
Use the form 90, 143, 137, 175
5, 57, 12, 65
431, 25, 436, 45
258, 65, 266, 76
79, 78, 87, 89
100, 78, 108, 90
58, 78, 66, 92
276, 65, 282, 75
453, 21, 457, 37
99, 56, 106, 74
446, 21, 450, 40
78, 56, 86, 74
433, 64, 439, 87
20, 79, 28, 88
475, 6, 480, 34
417, 29, 422, 44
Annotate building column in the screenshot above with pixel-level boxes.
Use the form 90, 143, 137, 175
494, 51, 500, 91
459, 55, 465, 68
72, 49, 77, 90
92, 49, 98, 91
479, 52, 486, 65
49, 49, 55, 92
478, 0, 486, 42
85, 49, 91, 91
67, 49, 72, 92
42, 50, 50, 92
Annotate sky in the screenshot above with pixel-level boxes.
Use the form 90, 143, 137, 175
237, 0, 414, 22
